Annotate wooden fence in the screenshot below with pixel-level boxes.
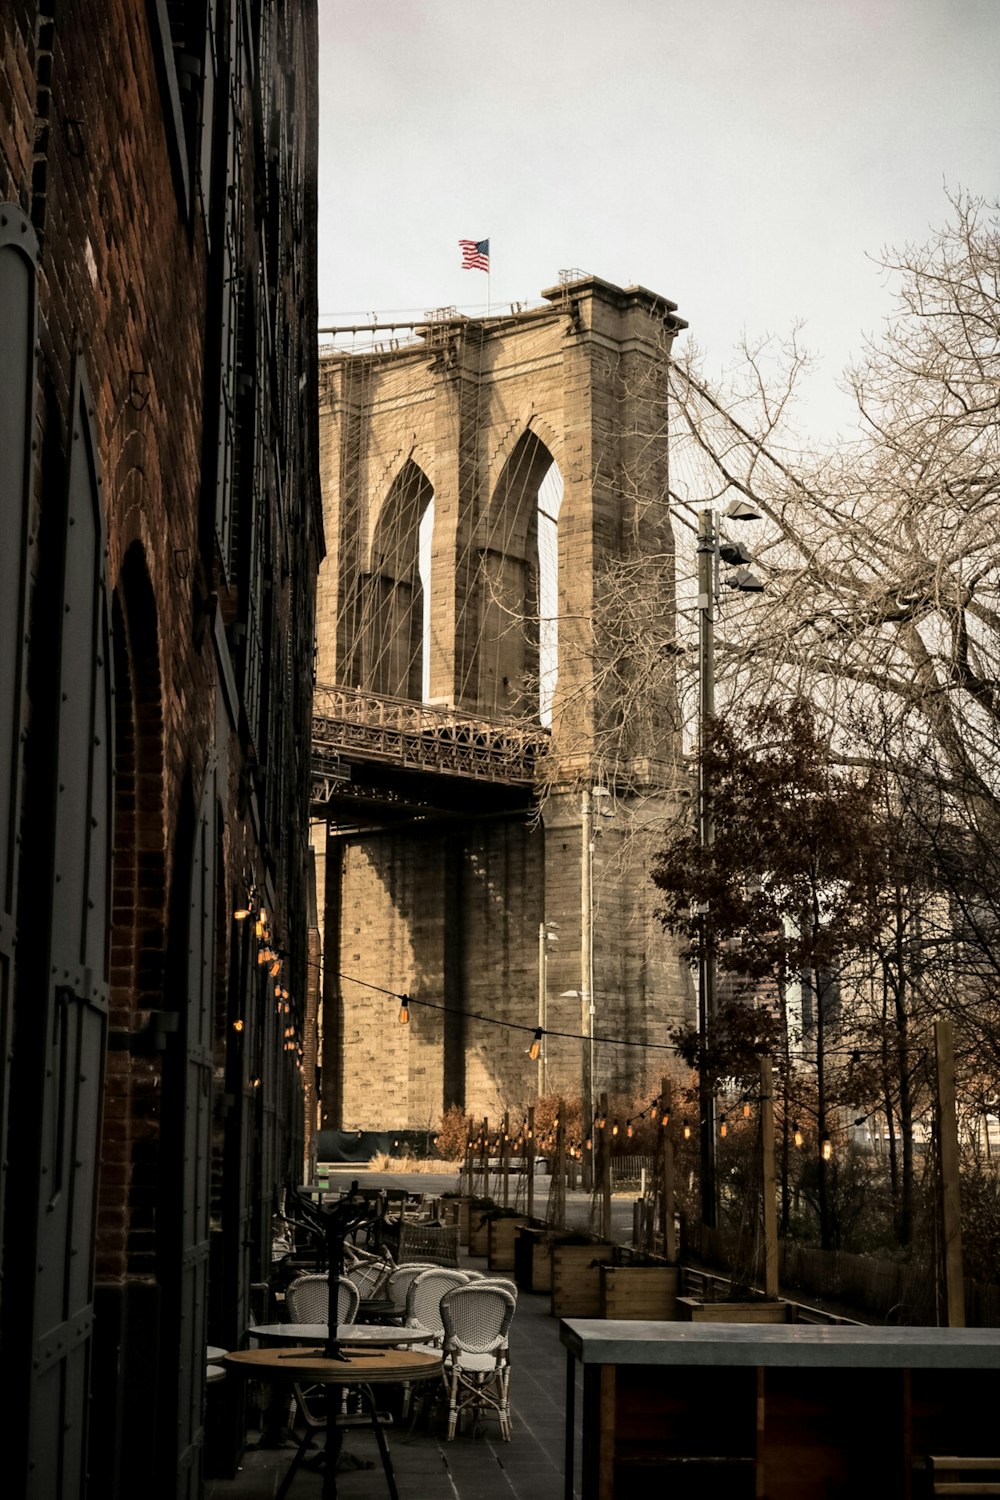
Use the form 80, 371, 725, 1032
689, 1224, 1000, 1327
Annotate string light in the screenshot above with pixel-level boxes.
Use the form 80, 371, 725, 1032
683, 1119, 691, 1140
626, 1118, 634, 1139
611, 1119, 619, 1137
232, 1018, 245, 1033
719, 1114, 728, 1138
398, 996, 410, 1024
529, 1027, 543, 1061
821, 1133, 833, 1162
743, 1101, 751, 1119
793, 1123, 804, 1148
661, 1108, 670, 1128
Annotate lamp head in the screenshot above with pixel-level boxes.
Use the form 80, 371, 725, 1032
723, 498, 762, 522
723, 567, 765, 593
718, 538, 753, 566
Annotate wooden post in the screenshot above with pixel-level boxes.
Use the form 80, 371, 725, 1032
527, 1106, 536, 1220
935, 1018, 965, 1326
661, 1076, 677, 1264
600, 1091, 612, 1242
760, 1056, 779, 1299
502, 1111, 510, 1208
554, 1100, 566, 1229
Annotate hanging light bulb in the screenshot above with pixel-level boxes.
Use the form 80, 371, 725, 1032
234, 900, 252, 921
793, 1123, 804, 1149
720, 1114, 728, 1138
743, 1101, 751, 1119
585, 1135, 592, 1151
661, 1108, 670, 1128
232, 1018, 245, 1033
626, 1119, 634, 1139
611, 1119, 620, 1137
398, 996, 410, 1024
682, 1119, 691, 1140
821, 1133, 833, 1162
597, 1110, 606, 1130
529, 1027, 543, 1061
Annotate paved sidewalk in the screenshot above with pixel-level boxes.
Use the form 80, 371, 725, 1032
205, 1247, 581, 1500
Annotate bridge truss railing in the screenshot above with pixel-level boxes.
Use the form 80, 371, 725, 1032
311, 684, 548, 791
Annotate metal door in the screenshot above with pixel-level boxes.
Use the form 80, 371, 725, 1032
25, 354, 113, 1498
0, 203, 37, 1278
164, 762, 218, 1499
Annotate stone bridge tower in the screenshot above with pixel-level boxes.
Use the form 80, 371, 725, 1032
312, 275, 693, 1135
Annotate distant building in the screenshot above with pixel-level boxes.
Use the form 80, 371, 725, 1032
0, 4, 321, 1497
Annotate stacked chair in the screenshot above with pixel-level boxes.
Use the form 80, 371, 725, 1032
439, 1282, 517, 1440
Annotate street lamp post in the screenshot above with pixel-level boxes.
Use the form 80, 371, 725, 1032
696, 511, 718, 1227
695, 503, 763, 1230
537, 921, 558, 1096
581, 788, 595, 1172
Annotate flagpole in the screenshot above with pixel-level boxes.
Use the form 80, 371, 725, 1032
486, 238, 491, 317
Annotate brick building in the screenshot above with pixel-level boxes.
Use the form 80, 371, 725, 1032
0, 4, 321, 1498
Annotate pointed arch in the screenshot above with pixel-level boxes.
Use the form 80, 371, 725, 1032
475, 429, 561, 717
363, 458, 434, 699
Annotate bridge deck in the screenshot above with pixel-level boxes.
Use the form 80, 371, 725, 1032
311, 685, 548, 805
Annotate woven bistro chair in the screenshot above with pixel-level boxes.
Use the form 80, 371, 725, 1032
439, 1283, 516, 1441
344, 1254, 394, 1303
283, 1274, 362, 1430
285, 1273, 360, 1326
399, 1268, 469, 1421
381, 1263, 440, 1325
403, 1269, 469, 1346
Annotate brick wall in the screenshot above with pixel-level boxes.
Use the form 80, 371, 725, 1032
1, 2, 321, 1493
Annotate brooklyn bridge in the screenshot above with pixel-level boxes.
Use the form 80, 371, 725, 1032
309, 273, 693, 1131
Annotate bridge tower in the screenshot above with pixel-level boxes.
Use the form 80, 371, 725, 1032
312, 275, 692, 1134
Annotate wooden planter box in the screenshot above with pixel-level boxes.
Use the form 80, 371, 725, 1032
487, 1215, 531, 1272
469, 1212, 492, 1257
515, 1227, 553, 1292
676, 1295, 796, 1323
551, 1242, 615, 1318
454, 1199, 493, 1248
599, 1264, 679, 1320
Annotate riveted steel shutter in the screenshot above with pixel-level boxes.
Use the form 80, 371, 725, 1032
0, 203, 37, 1280
27, 353, 113, 1499
174, 763, 217, 1497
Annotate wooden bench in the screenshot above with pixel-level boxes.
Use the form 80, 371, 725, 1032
927, 1456, 1000, 1494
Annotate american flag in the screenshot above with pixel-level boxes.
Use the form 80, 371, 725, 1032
459, 238, 490, 271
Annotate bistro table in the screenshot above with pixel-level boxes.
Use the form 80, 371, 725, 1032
249, 1322, 434, 1348
225, 1345, 443, 1500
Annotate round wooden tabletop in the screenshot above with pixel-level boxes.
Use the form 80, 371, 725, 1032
224, 1346, 443, 1385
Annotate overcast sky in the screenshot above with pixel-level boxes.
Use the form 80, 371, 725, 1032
316, 0, 998, 440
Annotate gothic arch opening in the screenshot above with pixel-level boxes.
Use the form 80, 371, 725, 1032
364, 459, 434, 700
472, 429, 562, 719
98, 542, 166, 1280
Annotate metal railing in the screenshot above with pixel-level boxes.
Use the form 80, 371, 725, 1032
311, 684, 548, 794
